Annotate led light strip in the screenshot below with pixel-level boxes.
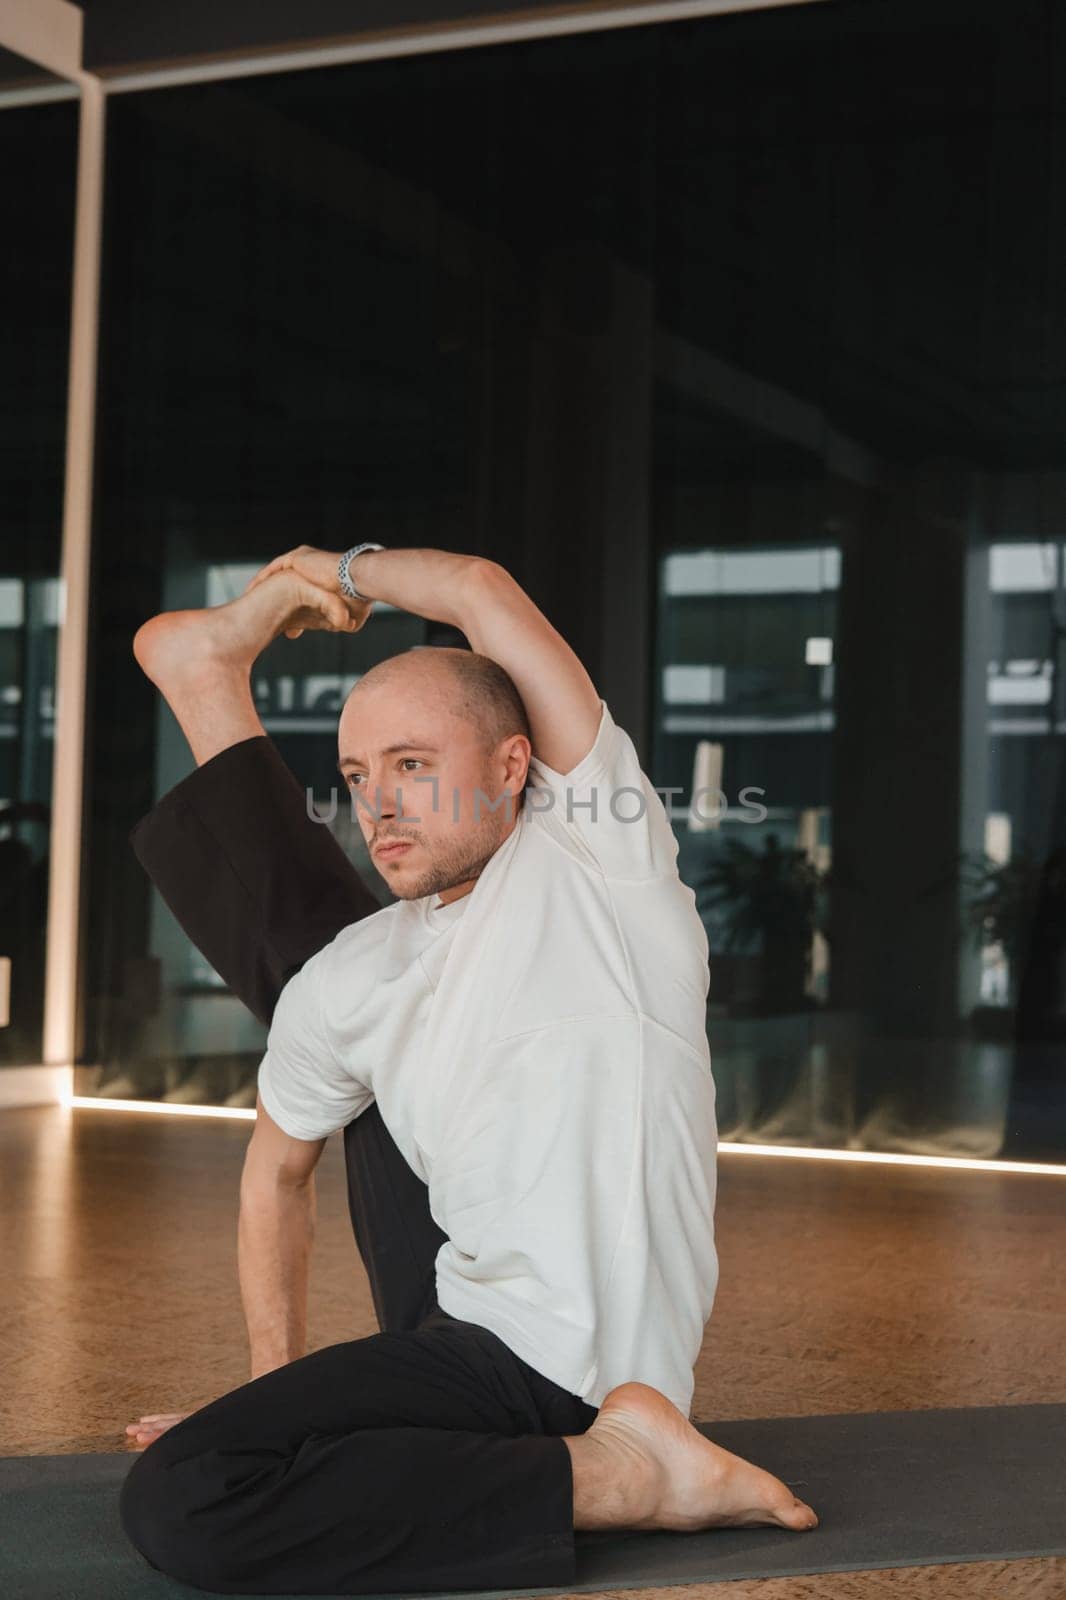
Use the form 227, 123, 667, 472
60, 1095, 1066, 1173
715, 1141, 1066, 1177
64, 1094, 255, 1121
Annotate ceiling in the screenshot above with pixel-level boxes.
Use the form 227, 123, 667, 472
66, 0, 707, 77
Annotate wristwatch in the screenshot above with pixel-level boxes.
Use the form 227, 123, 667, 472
338, 542, 386, 603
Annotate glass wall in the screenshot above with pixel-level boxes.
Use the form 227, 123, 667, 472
648, 0, 1066, 1162
86, 551, 427, 1106
0, 71, 77, 1066
81, 0, 1066, 1159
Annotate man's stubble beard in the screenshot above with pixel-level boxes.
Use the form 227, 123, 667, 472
392, 791, 523, 902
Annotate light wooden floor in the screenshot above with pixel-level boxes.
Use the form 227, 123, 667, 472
2, 1103, 1064, 1598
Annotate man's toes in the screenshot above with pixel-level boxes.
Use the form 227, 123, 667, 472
776, 1496, 818, 1530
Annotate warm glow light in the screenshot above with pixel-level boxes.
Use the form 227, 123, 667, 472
717, 1140, 1066, 1177
63, 1094, 255, 1120
59, 1095, 1066, 1172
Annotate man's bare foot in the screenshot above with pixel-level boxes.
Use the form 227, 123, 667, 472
133, 569, 363, 691
563, 1381, 819, 1535
131, 570, 369, 767
124, 1411, 193, 1450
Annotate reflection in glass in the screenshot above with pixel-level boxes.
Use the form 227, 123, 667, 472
86, 550, 426, 1108
81, 0, 1066, 1161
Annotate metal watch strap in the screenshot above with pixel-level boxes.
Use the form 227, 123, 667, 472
338, 542, 386, 602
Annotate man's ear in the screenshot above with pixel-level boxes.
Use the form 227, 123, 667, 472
505, 734, 532, 791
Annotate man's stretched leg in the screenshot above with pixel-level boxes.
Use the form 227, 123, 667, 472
129, 574, 449, 1334
129, 577, 378, 1029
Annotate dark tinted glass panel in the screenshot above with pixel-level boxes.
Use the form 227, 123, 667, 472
0, 94, 76, 1065
85, 0, 1066, 1159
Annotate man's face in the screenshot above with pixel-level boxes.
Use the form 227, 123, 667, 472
337, 676, 523, 902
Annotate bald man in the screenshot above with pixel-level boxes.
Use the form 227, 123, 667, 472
119, 546, 817, 1595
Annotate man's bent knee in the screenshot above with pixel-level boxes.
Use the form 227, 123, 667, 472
120, 1444, 245, 1590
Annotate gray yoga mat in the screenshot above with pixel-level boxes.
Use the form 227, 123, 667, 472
2, 1403, 1064, 1600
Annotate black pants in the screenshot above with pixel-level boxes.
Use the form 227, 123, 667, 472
119, 734, 599, 1595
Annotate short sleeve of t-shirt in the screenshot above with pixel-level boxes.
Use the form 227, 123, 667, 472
525, 698, 680, 881
257, 945, 373, 1141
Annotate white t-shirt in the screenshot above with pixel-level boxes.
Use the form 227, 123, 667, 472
257, 698, 718, 1417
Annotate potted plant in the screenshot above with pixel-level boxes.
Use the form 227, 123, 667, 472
695, 831, 828, 1015
960, 843, 1066, 1037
